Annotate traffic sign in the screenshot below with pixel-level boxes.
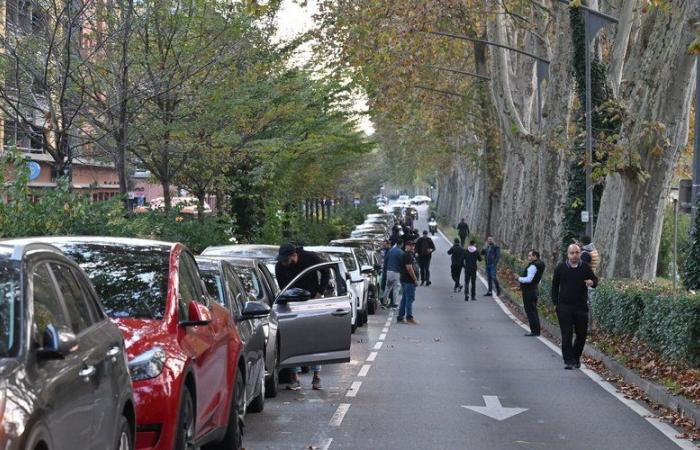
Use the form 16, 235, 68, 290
27, 161, 41, 181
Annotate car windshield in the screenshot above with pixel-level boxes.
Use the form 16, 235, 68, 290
200, 270, 225, 305
57, 243, 169, 319
0, 261, 20, 357
355, 250, 370, 267
329, 252, 357, 272
234, 266, 264, 301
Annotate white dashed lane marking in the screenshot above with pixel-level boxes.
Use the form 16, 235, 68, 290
373, 341, 383, 350
382, 327, 389, 332
329, 404, 351, 426
378, 333, 387, 341
346, 381, 362, 397
367, 352, 378, 362
358, 364, 371, 377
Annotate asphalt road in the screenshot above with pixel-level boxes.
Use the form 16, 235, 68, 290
244, 210, 695, 450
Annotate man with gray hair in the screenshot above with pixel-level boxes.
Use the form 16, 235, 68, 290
551, 244, 598, 370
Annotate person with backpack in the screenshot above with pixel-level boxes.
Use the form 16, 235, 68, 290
579, 235, 600, 273
518, 250, 545, 336
447, 238, 466, 293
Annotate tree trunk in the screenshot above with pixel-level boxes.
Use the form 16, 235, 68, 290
196, 190, 206, 223
594, 1, 697, 279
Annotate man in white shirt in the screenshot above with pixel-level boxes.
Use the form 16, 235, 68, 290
518, 250, 545, 337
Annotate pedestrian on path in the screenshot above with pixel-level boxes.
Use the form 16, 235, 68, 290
448, 238, 466, 292
276, 244, 328, 389
398, 240, 419, 324
481, 236, 501, 296
518, 250, 545, 336
457, 219, 470, 247
380, 239, 391, 299
551, 244, 598, 370
415, 230, 436, 286
383, 239, 404, 308
579, 235, 600, 274
462, 240, 481, 301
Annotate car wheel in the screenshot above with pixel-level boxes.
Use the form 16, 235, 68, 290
351, 321, 357, 333
368, 295, 376, 315
247, 368, 265, 413
175, 386, 196, 450
265, 351, 279, 398
216, 369, 244, 450
116, 415, 134, 450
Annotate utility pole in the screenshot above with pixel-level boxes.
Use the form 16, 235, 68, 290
693, 0, 700, 215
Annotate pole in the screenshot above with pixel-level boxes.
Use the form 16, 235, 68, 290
584, 10, 594, 238
674, 198, 679, 291
693, 6, 700, 216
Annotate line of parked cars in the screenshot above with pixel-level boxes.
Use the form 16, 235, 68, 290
0, 209, 399, 450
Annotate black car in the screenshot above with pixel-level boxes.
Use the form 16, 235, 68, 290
195, 257, 269, 411
198, 255, 282, 397
0, 242, 135, 450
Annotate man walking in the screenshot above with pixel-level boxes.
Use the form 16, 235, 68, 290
551, 244, 598, 370
457, 218, 470, 247
415, 230, 436, 286
447, 238, 466, 293
518, 250, 545, 336
462, 240, 481, 301
276, 244, 329, 390
482, 236, 501, 296
383, 239, 404, 308
397, 240, 419, 324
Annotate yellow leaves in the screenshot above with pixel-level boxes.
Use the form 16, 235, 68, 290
688, 36, 700, 56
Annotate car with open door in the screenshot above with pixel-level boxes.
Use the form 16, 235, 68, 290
4, 237, 246, 450
195, 257, 269, 411
305, 246, 369, 326
273, 261, 352, 369
0, 241, 135, 450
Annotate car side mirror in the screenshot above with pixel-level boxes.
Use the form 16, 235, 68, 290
37, 324, 78, 359
277, 288, 312, 303
360, 265, 374, 275
181, 301, 212, 327
240, 301, 270, 320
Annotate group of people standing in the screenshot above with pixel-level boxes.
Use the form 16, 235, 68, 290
447, 220, 502, 301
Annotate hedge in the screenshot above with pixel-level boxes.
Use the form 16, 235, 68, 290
592, 280, 700, 368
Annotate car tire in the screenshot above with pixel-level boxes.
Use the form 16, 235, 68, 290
215, 370, 244, 450
116, 415, 134, 450
351, 321, 357, 333
265, 351, 279, 398
248, 368, 265, 413
175, 385, 196, 450
368, 295, 376, 315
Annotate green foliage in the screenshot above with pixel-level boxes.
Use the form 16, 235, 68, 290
682, 197, 700, 290
657, 204, 690, 279
592, 280, 700, 367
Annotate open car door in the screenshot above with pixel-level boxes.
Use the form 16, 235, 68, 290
274, 261, 352, 368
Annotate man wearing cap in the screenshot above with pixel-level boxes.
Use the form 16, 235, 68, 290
275, 244, 328, 390
415, 230, 436, 286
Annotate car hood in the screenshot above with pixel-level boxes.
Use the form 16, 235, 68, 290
113, 318, 168, 359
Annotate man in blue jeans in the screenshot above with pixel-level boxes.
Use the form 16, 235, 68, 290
481, 236, 501, 296
398, 240, 419, 324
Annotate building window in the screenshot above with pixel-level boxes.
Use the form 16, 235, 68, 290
4, 119, 45, 153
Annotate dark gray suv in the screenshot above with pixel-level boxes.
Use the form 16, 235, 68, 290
0, 242, 135, 450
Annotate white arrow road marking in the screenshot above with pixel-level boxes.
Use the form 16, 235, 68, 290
461, 396, 528, 421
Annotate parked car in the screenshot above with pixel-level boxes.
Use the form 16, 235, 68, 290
195, 257, 268, 412
9, 237, 250, 450
197, 256, 281, 398
328, 239, 382, 315
305, 246, 369, 326
0, 241, 135, 450
202, 245, 280, 289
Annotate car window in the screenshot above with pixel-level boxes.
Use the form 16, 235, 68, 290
56, 242, 169, 319
234, 266, 264, 301
355, 250, 370, 267
329, 252, 357, 272
200, 270, 226, 307
0, 260, 20, 357
178, 253, 203, 321
50, 263, 96, 333
31, 263, 69, 343
224, 266, 245, 315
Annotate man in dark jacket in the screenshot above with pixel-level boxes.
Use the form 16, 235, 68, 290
551, 244, 598, 370
456, 219, 470, 247
462, 240, 481, 301
481, 236, 501, 296
275, 244, 329, 389
518, 250, 545, 336
447, 238, 466, 292
415, 231, 436, 286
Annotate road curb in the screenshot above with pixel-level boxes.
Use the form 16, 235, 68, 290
496, 285, 700, 427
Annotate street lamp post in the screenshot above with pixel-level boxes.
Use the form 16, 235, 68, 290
693, 0, 700, 215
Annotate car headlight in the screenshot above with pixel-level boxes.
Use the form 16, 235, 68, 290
128, 347, 166, 381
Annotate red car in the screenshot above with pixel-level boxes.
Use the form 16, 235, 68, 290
16, 237, 263, 450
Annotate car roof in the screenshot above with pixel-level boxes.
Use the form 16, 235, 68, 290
1, 236, 175, 252
0, 241, 66, 261
199, 254, 259, 269
202, 244, 279, 259
305, 245, 354, 254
